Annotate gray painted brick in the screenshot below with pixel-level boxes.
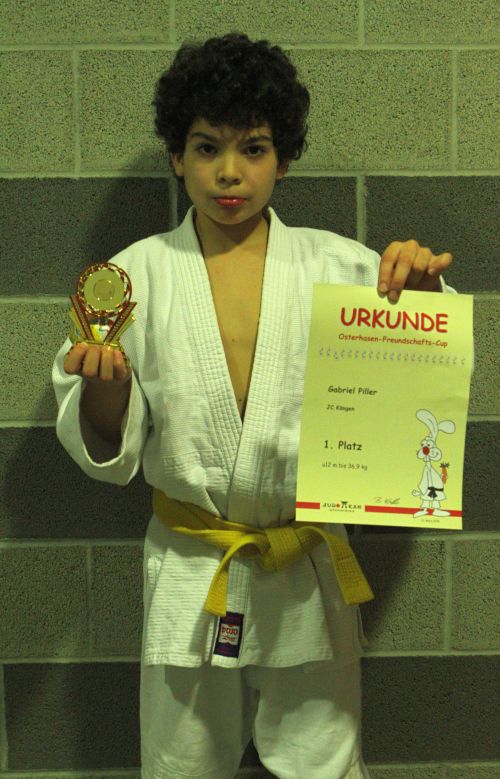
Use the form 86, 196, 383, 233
355, 539, 446, 651
362, 656, 500, 761
0, 51, 74, 173
91, 546, 143, 656
178, 176, 358, 237
458, 52, 500, 170
365, 177, 500, 292
470, 298, 500, 415
79, 51, 174, 172
451, 540, 500, 650
4, 663, 139, 769
0, 178, 171, 295
0, 0, 172, 45
462, 422, 499, 532
288, 50, 451, 171
270, 177, 358, 236
365, 0, 499, 44
0, 427, 151, 539
0, 547, 88, 659
175, 1, 358, 43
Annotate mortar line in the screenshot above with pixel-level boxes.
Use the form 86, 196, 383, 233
0, 771, 141, 777
0, 656, 141, 664
0, 43, 498, 52
443, 538, 454, 651
451, 50, 459, 172
169, 175, 179, 228
87, 545, 94, 657
170, 0, 176, 44
356, 175, 367, 245
0, 412, 498, 429
2, 649, 498, 664
1, 169, 499, 178
0, 539, 144, 548
72, 48, 81, 176
358, 0, 365, 46
354, 532, 499, 542
0, 665, 7, 770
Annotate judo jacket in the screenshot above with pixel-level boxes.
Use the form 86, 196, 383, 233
53, 206, 447, 668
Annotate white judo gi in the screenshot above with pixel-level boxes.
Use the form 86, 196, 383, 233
54, 206, 444, 777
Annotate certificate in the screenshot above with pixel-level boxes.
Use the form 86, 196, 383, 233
296, 285, 473, 530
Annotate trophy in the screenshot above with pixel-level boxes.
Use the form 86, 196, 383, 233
69, 263, 136, 363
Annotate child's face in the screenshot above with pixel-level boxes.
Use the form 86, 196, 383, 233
170, 118, 288, 233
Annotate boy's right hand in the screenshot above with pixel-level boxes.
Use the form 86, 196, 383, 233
63, 342, 131, 386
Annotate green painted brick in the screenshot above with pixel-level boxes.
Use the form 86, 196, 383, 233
0, 301, 67, 422
469, 298, 500, 415
0, 0, 171, 45
355, 539, 446, 651
91, 545, 143, 656
365, 0, 500, 44
0, 547, 88, 658
79, 51, 174, 172
457, 51, 500, 170
0, 51, 74, 173
451, 540, 500, 650
289, 50, 452, 171
175, 0, 357, 43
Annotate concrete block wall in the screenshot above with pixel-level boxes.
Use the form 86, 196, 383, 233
0, 1, 498, 776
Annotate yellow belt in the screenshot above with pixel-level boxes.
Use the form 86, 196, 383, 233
153, 489, 374, 617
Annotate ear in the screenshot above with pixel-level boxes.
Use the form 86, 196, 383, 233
438, 420, 456, 435
170, 152, 184, 178
416, 409, 438, 440
276, 159, 289, 180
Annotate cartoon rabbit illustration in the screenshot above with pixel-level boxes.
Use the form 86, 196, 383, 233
412, 409, 456, 517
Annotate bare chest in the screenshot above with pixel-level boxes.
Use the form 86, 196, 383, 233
205, 253, 265, 419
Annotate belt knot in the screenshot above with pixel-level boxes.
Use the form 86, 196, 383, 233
260, 525, 304, 571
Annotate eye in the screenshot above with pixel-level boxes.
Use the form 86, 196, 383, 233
245, 145, 266, 156
196, 143, 217, 156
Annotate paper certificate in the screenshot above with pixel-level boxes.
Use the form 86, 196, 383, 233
296, 285, 473, 530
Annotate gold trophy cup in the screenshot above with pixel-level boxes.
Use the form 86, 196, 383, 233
69, 263, 136, 363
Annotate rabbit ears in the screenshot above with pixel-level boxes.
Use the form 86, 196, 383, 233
416, 409, 456, 440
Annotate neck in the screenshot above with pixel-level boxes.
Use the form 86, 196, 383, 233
193, 208, 270, 258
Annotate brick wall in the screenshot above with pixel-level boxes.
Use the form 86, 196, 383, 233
0, 2, 498, 777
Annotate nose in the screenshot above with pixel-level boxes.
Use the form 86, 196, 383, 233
216, 153, 242, 185
423, 446, 430, 455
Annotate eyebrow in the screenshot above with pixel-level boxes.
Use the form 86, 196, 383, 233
189, 131, 273, 144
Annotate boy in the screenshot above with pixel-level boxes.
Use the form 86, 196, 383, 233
53, 33, 453, 779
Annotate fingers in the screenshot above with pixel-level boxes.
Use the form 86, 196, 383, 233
63, 341, 89, 375
63, 343, 130, 384
378, 241, 453, 302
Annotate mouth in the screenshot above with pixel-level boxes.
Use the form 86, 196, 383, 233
214, 197, 246, 208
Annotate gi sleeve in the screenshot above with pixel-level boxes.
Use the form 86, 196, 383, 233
52, 339, 149, 486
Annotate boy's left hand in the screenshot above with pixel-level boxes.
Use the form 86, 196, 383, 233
378, 240, 453, 302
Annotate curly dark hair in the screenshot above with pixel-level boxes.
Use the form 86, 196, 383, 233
153, 33, 310, 165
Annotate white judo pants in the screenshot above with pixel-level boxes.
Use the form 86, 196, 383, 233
141, 658, 370, 779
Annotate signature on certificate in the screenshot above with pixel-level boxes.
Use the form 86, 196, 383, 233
374, 496, 401, 505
